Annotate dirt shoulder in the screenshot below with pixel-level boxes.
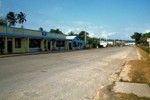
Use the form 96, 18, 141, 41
128, 47, 150, 84
115, 47, 150, 100
93, 47, 150, 100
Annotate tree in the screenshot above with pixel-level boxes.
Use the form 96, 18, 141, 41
131, 32, 142, 44
39, 27, 43, 32
140, 32, 150, 46
68, 31, 77, 36
78, 31, 89, 41
143, 32, 150, 38
0, 17, 7, 26
6, 11, 17, 26
17, 12, 26, 28
50, 29, 63, 34
87, 37, 99, 48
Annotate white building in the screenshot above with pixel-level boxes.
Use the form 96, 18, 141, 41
99, 41, 107, 47
125, 42, 135, 46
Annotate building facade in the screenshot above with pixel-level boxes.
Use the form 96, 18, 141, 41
66, 36, 85, 50
0, 26, 69, 54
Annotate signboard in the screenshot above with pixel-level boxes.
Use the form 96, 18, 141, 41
41, 31, 47, 36
147, 38, 150, 42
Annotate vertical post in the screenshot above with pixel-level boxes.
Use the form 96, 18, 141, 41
84, 31, 86, 46
114, 39, 115, 46
26, 38, 29, 52
40, 39, 45, 51
54, 40, 57, 50
45, 40, 48, 51
4, 36, 8, 54
65, 40, 69, 50
12, 37, 15, 53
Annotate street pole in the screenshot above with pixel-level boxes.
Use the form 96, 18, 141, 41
114, 39, 115, 46
84, 31, 86, 46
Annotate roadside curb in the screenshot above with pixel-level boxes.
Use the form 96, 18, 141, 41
0, 52, 47, 58
113, 82, 150, 98
0, 48, 103, 58
0, 49, 88, 58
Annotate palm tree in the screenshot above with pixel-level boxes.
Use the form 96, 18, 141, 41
68, 31, 75, 36
17, 12, 26, 28
6, 11, 17, 26
39, 27, 43, 32
0, 17, 7, 26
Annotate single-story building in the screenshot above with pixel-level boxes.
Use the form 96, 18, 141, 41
99, 40, 107, 47
66, 36, 85, 50
125, 42, 135, 46
0, 26, 69, 54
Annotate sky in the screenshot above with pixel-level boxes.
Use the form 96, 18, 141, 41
0, 0, 150, 40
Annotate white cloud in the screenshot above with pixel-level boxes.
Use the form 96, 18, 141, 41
25, 20, 117, 39
99, 31, 117, 38
47, 21, 115, 38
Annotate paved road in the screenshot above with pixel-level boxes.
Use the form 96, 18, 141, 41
0, 47, 137, 100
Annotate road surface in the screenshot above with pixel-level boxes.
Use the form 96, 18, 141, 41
0, 47, 137, 100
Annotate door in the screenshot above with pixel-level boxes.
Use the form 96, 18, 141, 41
69, 43, 72, 50
0, 37, 4, 54
7, 40, 12, 53
48, 41, 51, 51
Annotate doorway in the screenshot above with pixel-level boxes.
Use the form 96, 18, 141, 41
69, 43, 72, 50
48, 41, 51, 51
7, 39, 12, 53
0, 37, 4, 54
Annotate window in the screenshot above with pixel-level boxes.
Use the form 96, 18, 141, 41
29, 39, 40, 48
56, 41, 65, 47
15, 38, 21, 48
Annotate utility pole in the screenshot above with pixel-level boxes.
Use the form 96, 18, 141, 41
84, 31, 86, 46
114, 39, 115, 46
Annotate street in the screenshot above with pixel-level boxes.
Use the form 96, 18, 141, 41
0, 47, 137, 100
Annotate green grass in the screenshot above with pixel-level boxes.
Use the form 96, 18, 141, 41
139, 46, 150, 54
115, 93, 150, 100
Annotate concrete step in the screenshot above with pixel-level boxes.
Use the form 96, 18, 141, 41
112, 82, 150, 98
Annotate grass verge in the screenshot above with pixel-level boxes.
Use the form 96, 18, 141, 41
138, 45, 150, 54
115, 93, 150, 100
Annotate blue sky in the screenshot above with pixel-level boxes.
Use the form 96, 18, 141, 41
0, 0, 150, 39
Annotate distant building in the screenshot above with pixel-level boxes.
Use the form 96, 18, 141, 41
99, 40, 107, 47
125, 42, 135, 46
99, 40, 115, 47
107, 40, 114, 46
66, 36, 85, 50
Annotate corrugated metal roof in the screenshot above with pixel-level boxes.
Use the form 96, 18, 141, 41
66, 36, 77, 40
0, 26, 66, 40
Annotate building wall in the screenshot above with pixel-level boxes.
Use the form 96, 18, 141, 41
0, 26, 70, 54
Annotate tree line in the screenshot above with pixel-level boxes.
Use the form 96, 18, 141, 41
131, 32, 150, 46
